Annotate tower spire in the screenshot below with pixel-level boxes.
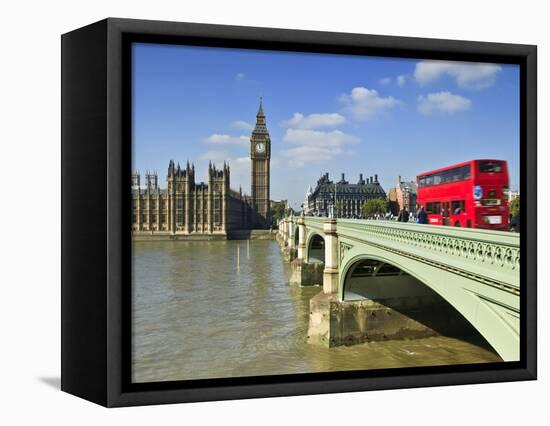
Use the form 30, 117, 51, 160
253, 96, 267, 134
257, 96, 264, 117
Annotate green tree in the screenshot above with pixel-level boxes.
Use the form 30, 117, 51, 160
361, 198, 388, 218
510, 196, 520, 217
270, 202, 287, 223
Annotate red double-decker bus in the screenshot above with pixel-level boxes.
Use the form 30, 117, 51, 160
416, 159, 510, 230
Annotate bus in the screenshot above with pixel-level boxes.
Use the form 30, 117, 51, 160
416, 159, 510, 230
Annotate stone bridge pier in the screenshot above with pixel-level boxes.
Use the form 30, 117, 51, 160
289, 216, 325, 286
277, 217, 296, 262
307, 218, 445, 348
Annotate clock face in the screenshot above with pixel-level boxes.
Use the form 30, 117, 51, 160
255, 143, 265, 153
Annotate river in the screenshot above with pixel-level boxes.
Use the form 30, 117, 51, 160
132, 238, 501, 383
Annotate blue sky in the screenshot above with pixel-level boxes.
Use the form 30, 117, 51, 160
132, 43, 520, 209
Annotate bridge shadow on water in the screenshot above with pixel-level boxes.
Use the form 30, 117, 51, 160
380, 295, 499, 356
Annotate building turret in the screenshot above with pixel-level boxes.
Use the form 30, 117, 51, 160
132, 172, 140, 189
145, 172, 158, 190
358, 173, 365, 185
168, 160, 175, 177
338, 173, 348, 184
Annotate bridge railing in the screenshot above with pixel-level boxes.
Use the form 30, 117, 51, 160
297, 217, 520, 289
303, 216, 326, 232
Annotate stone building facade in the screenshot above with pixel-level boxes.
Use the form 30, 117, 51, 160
387, 187, 399, 216
132, 162, 254, 235
131, 98, 270, 236
306, 172, 386, 218
395, 175, 418, 214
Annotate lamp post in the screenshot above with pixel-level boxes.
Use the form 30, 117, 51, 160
334, 182, 337, 219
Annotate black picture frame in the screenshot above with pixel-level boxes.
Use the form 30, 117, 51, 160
61, 17, 537, 407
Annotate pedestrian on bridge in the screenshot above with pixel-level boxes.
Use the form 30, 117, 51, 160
417, 205, 428, 224
397, 208, 409, 222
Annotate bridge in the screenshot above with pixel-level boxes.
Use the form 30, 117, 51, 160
277, 215, 520, 361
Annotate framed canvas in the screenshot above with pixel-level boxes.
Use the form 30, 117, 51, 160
61, 18, 537, 407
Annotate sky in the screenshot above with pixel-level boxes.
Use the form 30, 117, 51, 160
132, 43, 520, 209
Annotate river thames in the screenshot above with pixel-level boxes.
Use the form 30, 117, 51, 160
132, 239, 501, 383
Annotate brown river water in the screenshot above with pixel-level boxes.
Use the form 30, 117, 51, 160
132, 239, 501, 383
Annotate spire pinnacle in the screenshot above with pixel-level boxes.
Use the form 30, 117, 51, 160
257, 96, 264, 116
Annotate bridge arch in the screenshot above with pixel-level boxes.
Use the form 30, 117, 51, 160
338, 246, 517, 360
339, 252, 424, 301
305, 232, 325, 264
340, 254, 498, 354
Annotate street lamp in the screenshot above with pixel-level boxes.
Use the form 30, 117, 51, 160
334, 182, 337, 219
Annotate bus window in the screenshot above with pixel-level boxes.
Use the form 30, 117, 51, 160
418, 164, 472, 188
451, 200, 465, 214
425, 175, 434, 186
479, 161, 502, 173
463, 164, 471, 180
426, 202, 441, 214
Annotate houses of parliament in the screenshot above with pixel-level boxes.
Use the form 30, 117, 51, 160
131, 99, 271, 236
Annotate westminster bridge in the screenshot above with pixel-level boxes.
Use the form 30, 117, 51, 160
277, 215, 520, 361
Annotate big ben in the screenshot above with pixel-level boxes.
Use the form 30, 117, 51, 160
250, 97, 271, 228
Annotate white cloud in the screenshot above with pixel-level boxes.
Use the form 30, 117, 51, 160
283, 128, 359, 147
281, 129, 359, 167
340, 87, 400, 121
418, 91, 472, 115
414, 60, 501, 90
229, 156, 251, 190
380, 75, 406, 87
396, 74, 407, 87
282, 146, 342, 167
205, 134, 249, 145
282, 112, 346, 129
231, 120, 254, 131
235, 72, 245, 81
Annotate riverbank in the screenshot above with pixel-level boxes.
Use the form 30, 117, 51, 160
132, 229, 276, 241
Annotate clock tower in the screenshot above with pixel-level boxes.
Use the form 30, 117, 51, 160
250, 97, 271, 228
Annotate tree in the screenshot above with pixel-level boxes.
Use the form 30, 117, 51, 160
509, 196, 520, 218
270, 202, 287, 223
361, 198, 388, 218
